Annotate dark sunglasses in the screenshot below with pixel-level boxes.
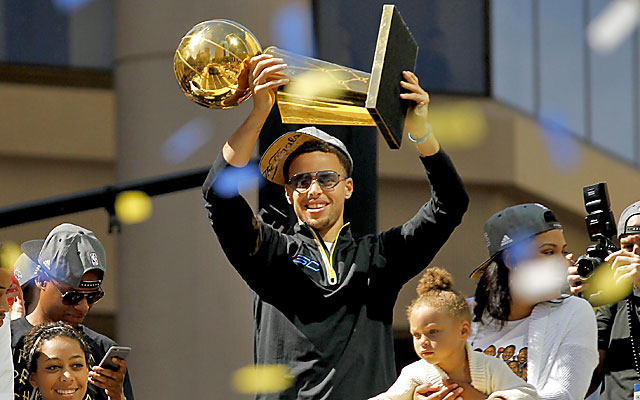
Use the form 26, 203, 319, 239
287, 170, 348, 192
49, 280, 105, 306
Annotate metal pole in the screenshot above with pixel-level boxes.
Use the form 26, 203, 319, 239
0, 166, 210, 230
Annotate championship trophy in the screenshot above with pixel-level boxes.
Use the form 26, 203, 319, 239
174, 5, 418, 149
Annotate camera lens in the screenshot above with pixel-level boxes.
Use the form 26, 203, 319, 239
576, 256, 600, 278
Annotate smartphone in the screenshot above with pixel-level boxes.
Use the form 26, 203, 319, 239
98, 346, 131, 371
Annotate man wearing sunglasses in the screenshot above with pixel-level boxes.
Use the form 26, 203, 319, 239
11, 223, 134, 400
203, 55, 468, 399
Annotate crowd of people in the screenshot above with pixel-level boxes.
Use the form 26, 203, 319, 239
1, 53, 639, 400
1, 224, 133, 400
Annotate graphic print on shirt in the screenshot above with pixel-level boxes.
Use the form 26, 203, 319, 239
474, 344, 528, 381
292, 254, 321, 271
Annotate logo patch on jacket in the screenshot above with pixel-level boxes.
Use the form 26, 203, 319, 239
292, 255, 320, 271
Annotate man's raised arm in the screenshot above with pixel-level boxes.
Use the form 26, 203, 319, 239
222, 54, 289, 167
201, 54, 288, 260
399, 70, 439, 157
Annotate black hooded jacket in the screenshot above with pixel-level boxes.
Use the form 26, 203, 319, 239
203, 149, 468, 399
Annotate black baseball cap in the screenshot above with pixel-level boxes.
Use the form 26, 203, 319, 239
470, 203, 563, 280
617, 201, 640, 238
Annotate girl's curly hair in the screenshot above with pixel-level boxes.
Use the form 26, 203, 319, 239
407, 267, 470, 321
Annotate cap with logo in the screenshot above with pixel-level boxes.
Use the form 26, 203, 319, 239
617, 200, 640, 238
259, 126, 353, 186
21, 223, 106, 289
470, 203, 563, 280
13, 253, 38, 286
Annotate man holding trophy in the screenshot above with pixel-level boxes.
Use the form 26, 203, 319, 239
201, 48, 468, 398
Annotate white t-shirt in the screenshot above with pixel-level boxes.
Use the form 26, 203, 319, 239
470, 317, 529, 381
0, 313, 13, 397
319, 241, 337, 285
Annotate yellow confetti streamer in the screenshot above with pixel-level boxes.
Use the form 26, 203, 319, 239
582, 262, 633, 307
0, 242, 22, 271
232, 364, 294, 394
427, 102, 488, 148
283, 70, 342, 101
115, 191, 153, 224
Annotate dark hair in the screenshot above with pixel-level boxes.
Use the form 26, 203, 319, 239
472, 253, 512, 326
283, 140, 353, 183
407, 267, 470, 321
24, 322, 93, 373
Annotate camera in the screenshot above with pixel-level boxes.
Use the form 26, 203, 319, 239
575, 183, 618, 278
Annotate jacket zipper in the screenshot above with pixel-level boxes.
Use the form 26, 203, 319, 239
308, 223, 350, 285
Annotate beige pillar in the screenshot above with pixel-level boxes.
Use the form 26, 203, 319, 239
114, 1, 311, 398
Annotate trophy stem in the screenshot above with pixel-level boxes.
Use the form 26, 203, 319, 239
264, 47, 377, 127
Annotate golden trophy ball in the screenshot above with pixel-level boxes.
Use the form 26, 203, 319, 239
174, 6, 418, 149
174, 19, 262, 109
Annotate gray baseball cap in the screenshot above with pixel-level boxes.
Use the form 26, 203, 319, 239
618, 201, 640, 238
259, 126, 353, 186
470, 203, 563, 279
13, 253, 37, 286
21, 223, 106, 289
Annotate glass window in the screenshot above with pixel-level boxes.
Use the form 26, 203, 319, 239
0, 0, 113, 69
491, 0, 535, 114
314, 0, 488, 95
538, 0, 587, 138
588, 0, 636, 162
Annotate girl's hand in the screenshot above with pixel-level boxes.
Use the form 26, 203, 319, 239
414, 383, 464, 400
444, 380, 488, 400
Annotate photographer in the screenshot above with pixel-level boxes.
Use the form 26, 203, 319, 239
568, 201, 640, 400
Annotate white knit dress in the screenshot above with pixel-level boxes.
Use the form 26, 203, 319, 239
369, 342, 538, 400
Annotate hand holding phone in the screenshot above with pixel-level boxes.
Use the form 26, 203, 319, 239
98, 346, 131, 371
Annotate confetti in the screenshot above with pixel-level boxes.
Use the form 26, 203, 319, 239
539, 109, 580, 171
425, 102, 488, 148
272, 3, 314, 56
587, 0, 640, 54
232, 364, 294, 394
582, 261, 633, 306
163, 118, 213, 164
0, 242, 21, 271
115, 191, 153, 224
212, 164, 264, 199
52, 0, 94, 13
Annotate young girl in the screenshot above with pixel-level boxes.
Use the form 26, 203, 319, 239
371, 268, 537, 400
24, 322, 93, 400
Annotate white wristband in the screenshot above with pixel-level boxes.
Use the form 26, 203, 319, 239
407, 123, 432, 144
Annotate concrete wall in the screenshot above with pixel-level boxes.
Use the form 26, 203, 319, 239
0, 82, 118, 316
